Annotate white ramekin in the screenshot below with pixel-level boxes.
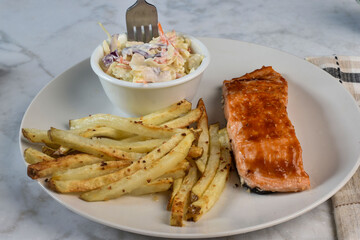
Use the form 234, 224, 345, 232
90, 34, 210, 116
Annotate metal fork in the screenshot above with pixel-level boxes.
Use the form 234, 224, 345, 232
126, 0, 159, 43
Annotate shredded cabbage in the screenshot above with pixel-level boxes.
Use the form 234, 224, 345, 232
99, 24, 204, 83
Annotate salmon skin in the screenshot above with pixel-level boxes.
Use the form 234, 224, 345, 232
222, 66, 310, 192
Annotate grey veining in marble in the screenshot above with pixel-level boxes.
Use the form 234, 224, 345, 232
1, 0, 360, 239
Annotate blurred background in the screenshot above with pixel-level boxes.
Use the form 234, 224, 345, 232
1, 0, 359, 77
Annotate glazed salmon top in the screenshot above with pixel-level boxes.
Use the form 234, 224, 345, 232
223, 66, 310, 192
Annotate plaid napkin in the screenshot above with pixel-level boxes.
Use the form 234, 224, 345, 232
306, 56, 360, 240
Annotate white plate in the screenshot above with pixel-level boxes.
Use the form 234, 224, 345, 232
19, 38, 360, 238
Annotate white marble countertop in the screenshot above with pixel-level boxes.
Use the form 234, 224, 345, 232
1, 0, 360, 239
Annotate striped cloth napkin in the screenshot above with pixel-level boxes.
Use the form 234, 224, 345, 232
306, 56, 360, 240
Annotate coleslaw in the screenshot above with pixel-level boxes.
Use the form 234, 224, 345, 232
99, 23, 204, 83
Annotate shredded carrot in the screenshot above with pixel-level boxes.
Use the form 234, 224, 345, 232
157, 22, 183, 66
158, 22, 165, 37
158, 22, 169, 45
157, 22, 176, 48
115, 64, 131, 69
117, 56, 130, 65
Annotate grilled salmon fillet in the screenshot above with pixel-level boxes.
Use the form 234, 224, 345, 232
222, 66, 310, 192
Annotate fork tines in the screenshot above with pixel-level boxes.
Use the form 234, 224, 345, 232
126, 0, 159, 42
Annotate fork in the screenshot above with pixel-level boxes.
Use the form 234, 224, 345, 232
126, 0, 159, 43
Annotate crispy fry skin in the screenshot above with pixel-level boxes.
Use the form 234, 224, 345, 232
27, 154, 105, 179
223, 66, 310, 192
22, 128, 57, 147
194, 98, 209, 172
51, 161, 130, 181
190, 124, 220, 202
167, 177, 183, 211
48, 128, 143, 161
170, 162, 198, 227
141, 99, 192, 125
130, 177, 174, 196
161, 108, 203, 129
91, 137, 165, 153
160, 160, 190, 179
24, 148, 55, 164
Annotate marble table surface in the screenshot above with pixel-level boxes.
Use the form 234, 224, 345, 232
1, 0, 360, 239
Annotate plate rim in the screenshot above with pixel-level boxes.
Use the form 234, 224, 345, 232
18, 37, 360, 238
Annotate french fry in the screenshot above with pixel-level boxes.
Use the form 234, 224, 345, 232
55, 126, 135, 155
170, 161, 198, 227
167, 178, 183, 211
66, 126, 141, 155
76, 126, 132, 139
194, 99, 210, 173
91, 137, 165, 153
161, 107, 202, 129
218, 128, 231, 153
27, 154, 104, 179
51, 161, 130, 181
24, 148, 55, 164
80, 133, 194, 201
50, 133, 186, 193
116, 135, 150, 143
23, 126, 134, 157
69, 114, 126, 130
70, 114, 183, 139
140, 99, 192, 125
160, 160, 190, 179
22, 128, 56, 147
48, 128, 143, 161
190, 124, 220, 202
187, 128, 231, 222
130, 177, 174, 196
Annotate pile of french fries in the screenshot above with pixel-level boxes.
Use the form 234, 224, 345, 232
22, 99, 232, 227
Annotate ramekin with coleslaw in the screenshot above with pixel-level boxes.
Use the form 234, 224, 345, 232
99, 23, 204, 84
